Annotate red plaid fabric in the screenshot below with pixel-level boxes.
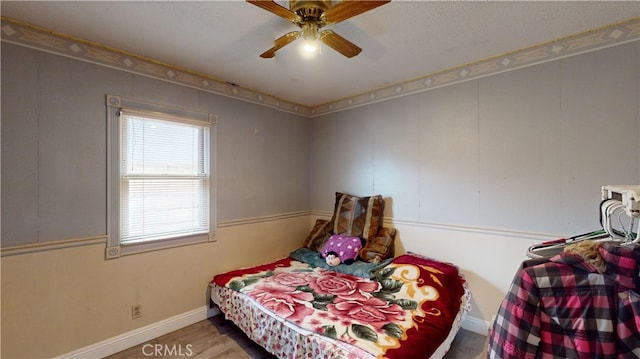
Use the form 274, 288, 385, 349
488, 243, 640, 358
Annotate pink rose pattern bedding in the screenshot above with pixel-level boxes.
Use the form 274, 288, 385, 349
212, 253, 466, 359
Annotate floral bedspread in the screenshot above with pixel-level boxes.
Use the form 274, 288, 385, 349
211, 253, 466, 359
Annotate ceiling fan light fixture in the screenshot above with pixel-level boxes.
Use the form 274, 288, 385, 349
248, 0, 390, 58
299, 22, 321, 57
302, 39, 319, 53
299, 39, 321, 59
301, 22, 319, 41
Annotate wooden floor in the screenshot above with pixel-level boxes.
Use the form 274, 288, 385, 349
106, 315, 488, 359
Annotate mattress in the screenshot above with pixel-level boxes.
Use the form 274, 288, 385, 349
210, 252, 471, 359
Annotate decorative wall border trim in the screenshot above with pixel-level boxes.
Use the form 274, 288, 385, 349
0, 235, 107, 257
1, 17, 638, 117
0, 17, 312, 117
311, 17, 640, 116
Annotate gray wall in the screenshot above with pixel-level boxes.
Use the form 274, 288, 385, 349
3, 40, 639, 247
1, 43, 310, 247
310, 42, 640, 236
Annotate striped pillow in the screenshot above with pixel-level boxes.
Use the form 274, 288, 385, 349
359, 227, 397, 263
330, 192, 384, 240
303, 218, 333, 251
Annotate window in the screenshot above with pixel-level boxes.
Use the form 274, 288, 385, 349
106, 95, 216, 258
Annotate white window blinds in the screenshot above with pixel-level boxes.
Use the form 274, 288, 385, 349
119, 111, 210, 244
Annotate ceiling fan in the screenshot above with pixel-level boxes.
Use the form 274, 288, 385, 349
247, 0, 390, 58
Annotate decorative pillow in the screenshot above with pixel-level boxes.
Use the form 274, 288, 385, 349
302, 219, 333, 251
321, 234, 363, 264
329, 192, 384, 240
359, 227, 397, 263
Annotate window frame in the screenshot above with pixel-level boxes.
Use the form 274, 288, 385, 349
106, 94, 216, 258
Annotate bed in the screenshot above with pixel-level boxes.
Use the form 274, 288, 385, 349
209, 192, 471, 358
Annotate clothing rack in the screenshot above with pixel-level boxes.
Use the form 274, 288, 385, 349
527, 186, 640, 259
527, 230, 609, 259
600, 198, 639, 244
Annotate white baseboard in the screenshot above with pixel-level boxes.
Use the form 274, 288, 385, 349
461, 315, 491, 336
55, 306, 220, 359
56, 306, 487, 358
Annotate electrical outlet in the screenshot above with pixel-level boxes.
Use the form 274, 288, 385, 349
132, 304, 143, 319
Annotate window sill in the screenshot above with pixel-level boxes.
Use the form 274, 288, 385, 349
105, 232, 215, 259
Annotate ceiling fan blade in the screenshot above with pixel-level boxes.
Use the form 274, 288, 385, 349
247, 0, 300, 22
260, 31, 301, 58
322, 0, 390, 24
320, 30, 362, 58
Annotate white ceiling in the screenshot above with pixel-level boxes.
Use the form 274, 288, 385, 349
2, 1, 639, 107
